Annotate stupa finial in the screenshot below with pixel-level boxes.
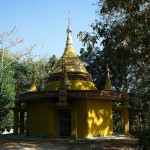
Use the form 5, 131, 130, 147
68, 10, 70, 26
104, 64, 113, 91
66, 11, 73, 49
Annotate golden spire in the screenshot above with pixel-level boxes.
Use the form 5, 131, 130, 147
63, 16, 76, 56
51, 18, 89, 75
29, 67, 37, 92
44, 17, 97, 91
104, 64, 113, 91
65, 10, 73, 49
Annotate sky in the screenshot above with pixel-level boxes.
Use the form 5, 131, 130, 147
0, 0, 97, 60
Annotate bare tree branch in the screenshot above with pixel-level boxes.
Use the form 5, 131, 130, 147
0, 27, 36, 84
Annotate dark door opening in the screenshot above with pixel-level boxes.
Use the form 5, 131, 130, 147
59, 110, 71, 138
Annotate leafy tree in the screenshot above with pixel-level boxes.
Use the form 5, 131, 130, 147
129, 63, 150, 133
35, 55, 58, 91
13, 55, 58, 93
13, 58, 33, 93
0, 50, 15, 130
79, 47, 107, 90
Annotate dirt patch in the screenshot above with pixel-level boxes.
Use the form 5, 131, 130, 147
1, 134, 138, 150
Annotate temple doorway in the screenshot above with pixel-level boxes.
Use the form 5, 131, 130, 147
58, 110, 71, 138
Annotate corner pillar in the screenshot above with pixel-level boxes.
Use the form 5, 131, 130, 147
124, 109, 129, 134
121, 109, 129, 135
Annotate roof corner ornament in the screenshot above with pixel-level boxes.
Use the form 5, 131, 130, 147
28, 65, 37, 92
104, 64, 113, 91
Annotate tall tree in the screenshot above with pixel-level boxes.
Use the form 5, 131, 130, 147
0, 51, 15, 130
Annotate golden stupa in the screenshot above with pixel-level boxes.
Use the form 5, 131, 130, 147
44, 22, 96, 91
11, 21, 131, 139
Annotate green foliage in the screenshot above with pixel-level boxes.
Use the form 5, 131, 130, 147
79, 47, 107, 90
13, 58, 33, 93
0, 50, 15, 130
13, 55, 58, 93
129, 64, 150, 133
35, 55, 58, 91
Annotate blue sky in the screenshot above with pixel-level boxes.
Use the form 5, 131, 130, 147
1, 0, 97, 60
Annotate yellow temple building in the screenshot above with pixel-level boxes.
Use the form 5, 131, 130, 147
12, 22, 131, 138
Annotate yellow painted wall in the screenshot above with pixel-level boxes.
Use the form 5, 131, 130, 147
77, 99, 88, 137
26, 97, 113, 138
27, 100, 49, 137
70, 98, 113, 138
49, 108, 56, 138
87, 99, 113, 137
72, 99, 88, 138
